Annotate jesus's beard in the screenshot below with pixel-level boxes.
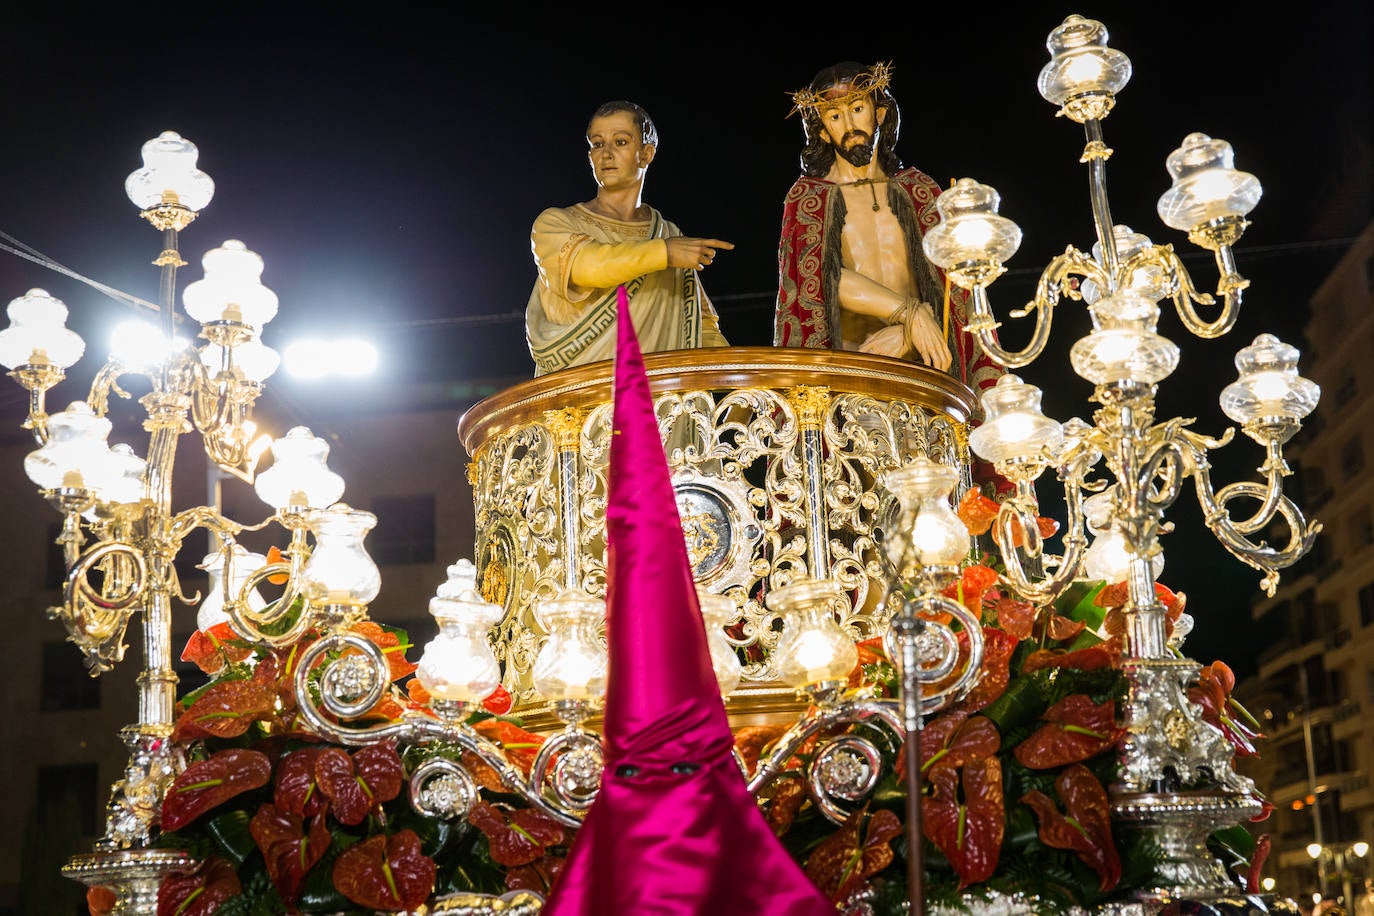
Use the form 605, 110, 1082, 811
836, 134, 875, 167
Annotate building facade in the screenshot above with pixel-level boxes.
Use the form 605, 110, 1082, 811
1236, 223, 1374, 908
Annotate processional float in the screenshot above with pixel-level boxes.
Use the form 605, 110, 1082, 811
1, 13, 1320, 916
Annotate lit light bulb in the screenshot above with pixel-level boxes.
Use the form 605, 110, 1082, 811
415, 560, 503, 705
531, 588, 607, 701
767, 578, 857, 689
697, 589, 743, 696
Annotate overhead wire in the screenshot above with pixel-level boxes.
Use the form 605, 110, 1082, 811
0, 232, 1358, 330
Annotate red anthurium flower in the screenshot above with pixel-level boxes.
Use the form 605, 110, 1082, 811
156, 855, 241, 916
368, 691, 408, 722
941, 563, 1000, 613
332, 830, 436, 912
923, 757, 1004, 888
473, 718, 547, 776
482, 683, 513, 715
314, 740, 405, 826
351, 621, 419, 682
179, 621, 253, 676
803, 806, 903, 904
87, 885, 116, 916
274, 746, 326, 818
1045, 613, 1086, 642
919, 712, 1000, 775
1022, 642, 1119, 673
957, 488, 1001, 536
1100, 582, 1186, 645
1188, 660, 1262, 757
734, 724, 791, 776
249, 804, 331, 905
848, 636, 894, 691
1013, 695, 1119, 769
507, 858, 564, 895
994, 592, 1037, 640
761, 774, 809, 836
1007, 514, 1061, 549
171, 678, 277, 743
1247, 834, 1272, 893
1021, 764, 1121, 891
467, 800, 567, 867
264, 545, 291, 585
160, 748, 272, 832
952, 626, 1019, 714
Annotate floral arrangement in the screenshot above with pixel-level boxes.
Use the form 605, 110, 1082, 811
106, 493, 1273, 916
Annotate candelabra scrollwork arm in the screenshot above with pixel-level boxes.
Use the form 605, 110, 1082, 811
86, 362, 138, 419
55, 540, 148, 674
292, 625, 594, 828
1193, 471, 1321, 597
995, 491, 1081, 606
746, 577, 984, 828
1141, 243, 1241, 340
744, 691, 903, 823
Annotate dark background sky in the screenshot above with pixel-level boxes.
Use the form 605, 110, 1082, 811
0, 5, 1368, 679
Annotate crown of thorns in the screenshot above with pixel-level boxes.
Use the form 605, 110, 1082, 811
787, 61, 894, 118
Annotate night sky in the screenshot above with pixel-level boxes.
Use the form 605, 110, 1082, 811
0, 5, 1368, 679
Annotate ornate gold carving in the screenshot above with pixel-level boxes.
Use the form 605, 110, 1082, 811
542, 407, 586, 449
460, 350, 976, 709
785, 385, 831, 430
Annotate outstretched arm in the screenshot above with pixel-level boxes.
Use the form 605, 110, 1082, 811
665, 236, 734, 271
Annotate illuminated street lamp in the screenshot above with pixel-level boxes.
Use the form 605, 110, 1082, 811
1307, 840, 1370, 908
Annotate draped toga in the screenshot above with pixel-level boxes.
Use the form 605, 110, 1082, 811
526, 204, 726, 376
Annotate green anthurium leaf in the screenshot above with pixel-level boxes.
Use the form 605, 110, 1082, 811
1003, 799, 1041, 848
259, 595, 307, 639
392, 803, 457, 858
980, 670, 1049, 734
295, 839, 350, 911
206, 808, 259, 867
1055, 580, 1108, 648
870, 769, 907, 810
1208, 823, 1257, 859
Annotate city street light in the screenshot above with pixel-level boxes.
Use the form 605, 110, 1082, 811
1307, 840, 1370, 908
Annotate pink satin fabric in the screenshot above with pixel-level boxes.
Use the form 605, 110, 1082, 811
541, 287, 834, 915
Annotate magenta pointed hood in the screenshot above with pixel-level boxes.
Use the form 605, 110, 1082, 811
541, 287, 834, 915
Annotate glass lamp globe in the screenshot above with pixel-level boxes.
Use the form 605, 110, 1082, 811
254, 426, 345, 510
1036, 14, 1132, 108
201, 336, 281, 383
415, 559, 503, 705
1070, 290, 1180, 385
198, 545, 269, 631
969, 374, 1063, 467
125, 130, 215, 212
1157, 133, 1262, 231
102, 443, 147, 506
921, 178, 1022, 284
767, 577, 857, 689
530, 587, 608, 702
300, 503, 381, 608
24, 400, 115, 492
1219, 334, 1320, 424
697, 589, 743, 696
0, 289, 85, 370
1080, 225, 1168, 304
182, 240, 279, 328
1082, 489, 1163, 583
881, 457, 970, 577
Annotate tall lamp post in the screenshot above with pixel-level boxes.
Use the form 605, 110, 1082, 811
1307, 840, 1370, 909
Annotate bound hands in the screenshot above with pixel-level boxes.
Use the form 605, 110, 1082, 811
860, 301, 952, 370
666, 236, 735, 272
